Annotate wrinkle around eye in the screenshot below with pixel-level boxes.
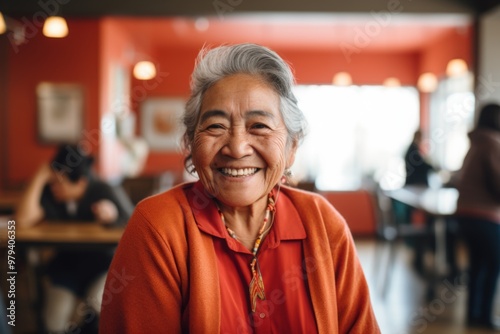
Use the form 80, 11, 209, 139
206, 123, 226, 130
200, 123, 228, 135
251, 123, 271, 129
248, 122, 281, 136
249, 127, 272, 136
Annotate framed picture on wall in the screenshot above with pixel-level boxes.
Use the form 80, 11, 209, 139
140, 98, 185, 151
36, 82, 84, 144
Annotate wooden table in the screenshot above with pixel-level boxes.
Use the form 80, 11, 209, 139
387, 186, 458, 216
1, 221, 125, 250
0, 221, 125, 332
11, 221, 125, 248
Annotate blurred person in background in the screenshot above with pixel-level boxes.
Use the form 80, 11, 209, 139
392, 129, 438, 275
404, 129, 436, 187
398, 129, 460, 278
455, 103, 500, 330
15, 144, 133, 333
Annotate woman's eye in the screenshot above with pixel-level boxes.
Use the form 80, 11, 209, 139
206, 123, 224, 130
252, 123, 270, 130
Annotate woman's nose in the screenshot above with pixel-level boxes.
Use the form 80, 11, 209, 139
221, 130, 253, 158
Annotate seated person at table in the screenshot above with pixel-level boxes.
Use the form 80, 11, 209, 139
395, 130, 438, 274
399, 131, 459, 277
15, 144, 133, 333
404, 129, 435, 187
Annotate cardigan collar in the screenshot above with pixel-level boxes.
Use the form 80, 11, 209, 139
185, 181, 306, 251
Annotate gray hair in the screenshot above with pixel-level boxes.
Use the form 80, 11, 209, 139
182, 43, 307, 172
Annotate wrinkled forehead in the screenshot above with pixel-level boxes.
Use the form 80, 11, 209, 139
199, 74, 281, 117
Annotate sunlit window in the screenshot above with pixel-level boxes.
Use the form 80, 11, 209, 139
293, 85, 420, 190
428, 73, 475, 172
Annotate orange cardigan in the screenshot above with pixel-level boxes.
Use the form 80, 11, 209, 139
100, 182, 380, 333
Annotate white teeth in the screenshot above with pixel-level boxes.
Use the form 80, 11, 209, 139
221, 168, 258, 177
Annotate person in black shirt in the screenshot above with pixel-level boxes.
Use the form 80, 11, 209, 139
398, 130, 458, 278
404, 130, 435, 186
15, 145, 133, 333
393, 130, 437, 275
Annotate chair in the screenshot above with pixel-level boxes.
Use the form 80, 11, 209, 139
372, 186, 432, 297
321, 190, 378, 236
121, 172, 175, 205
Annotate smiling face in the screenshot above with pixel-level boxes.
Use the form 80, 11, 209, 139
191, 73, 296, 209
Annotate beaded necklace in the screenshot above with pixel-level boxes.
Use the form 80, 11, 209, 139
219, 192, 276, 312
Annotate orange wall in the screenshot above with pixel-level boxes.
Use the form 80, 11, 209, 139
0, 37, 8, 188
98, 18, 139, 181
130, 46, 198, 177
277, 49, 419, 85
4, 19, 100, 188
1, 18, 472, 188
419, 26, 473, 79
418, 26, 473, 136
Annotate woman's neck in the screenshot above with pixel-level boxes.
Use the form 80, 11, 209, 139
218, 197, 269, 251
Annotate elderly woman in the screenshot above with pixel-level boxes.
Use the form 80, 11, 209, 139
100, 43, 380, 333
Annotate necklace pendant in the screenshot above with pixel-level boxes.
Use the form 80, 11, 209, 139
219, 192, 275, 313
249, 263, 266, 312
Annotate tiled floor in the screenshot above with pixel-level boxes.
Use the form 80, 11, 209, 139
356, 238, 500, 334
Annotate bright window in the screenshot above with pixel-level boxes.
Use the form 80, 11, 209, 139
428, 73, 475, 172
292, 85, 420, 190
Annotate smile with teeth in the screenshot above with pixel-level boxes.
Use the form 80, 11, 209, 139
219, 167, 259, 177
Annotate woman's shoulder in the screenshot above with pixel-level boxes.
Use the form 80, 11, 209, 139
470, 128, 500, 147
120, 183, 200, 248
128, 184, 189, 225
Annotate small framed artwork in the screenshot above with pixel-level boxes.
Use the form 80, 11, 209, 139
140, 98, 185, 151
37, 82, 84, 144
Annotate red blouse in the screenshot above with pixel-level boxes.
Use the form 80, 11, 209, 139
188, 184, 318, 334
